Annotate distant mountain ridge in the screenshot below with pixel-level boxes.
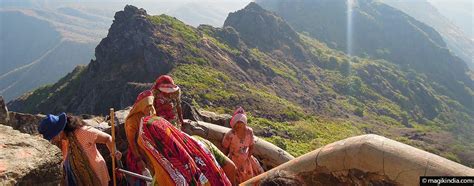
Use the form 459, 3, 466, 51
8, 4, 474, 167
381, 0, 474, 69
0, 8, 105, 101
428, 0, 473, 39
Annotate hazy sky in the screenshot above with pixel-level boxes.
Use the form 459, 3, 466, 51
427, 0, 473, 37
1, 0, 470, 32
0, 0, 253, 26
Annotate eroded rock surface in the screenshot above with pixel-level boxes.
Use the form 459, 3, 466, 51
0, 125, 62, 185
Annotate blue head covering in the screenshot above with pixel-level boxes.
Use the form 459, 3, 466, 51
38, 113, 67, 140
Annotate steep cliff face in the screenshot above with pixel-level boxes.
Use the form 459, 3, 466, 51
8, 4, 474, 166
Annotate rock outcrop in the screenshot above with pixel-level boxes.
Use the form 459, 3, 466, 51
224, 2, 308, 60
0, 125, 62, 185
196, 110, 232, 127
2, 96, 45, 134
0, 97, 8, 124
243, 134, 474, 185
6, 112, 44, 135
7, 5, 160, 115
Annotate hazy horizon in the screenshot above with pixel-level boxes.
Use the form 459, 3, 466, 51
0, 0, 253, 26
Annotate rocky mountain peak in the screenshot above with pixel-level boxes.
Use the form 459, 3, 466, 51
91, 5, 173, 78
224, 2, 308, 60
243, 2, 266, 12
8, 5, 179, 115
114, 5, 147, 22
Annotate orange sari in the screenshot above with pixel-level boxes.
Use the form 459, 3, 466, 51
125, 90, 178, 185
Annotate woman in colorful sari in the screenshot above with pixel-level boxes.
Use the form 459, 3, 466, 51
222, 107, 264, 183
38, 113, 122, 185
152, 75, 185, 130
125, 90, 233, 185
125, 90, 155, 186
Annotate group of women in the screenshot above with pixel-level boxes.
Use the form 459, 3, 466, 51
38, 75, 263, 185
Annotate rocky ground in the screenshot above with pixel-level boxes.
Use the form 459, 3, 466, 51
1, 97, 62, 185
0, 125, 62, 185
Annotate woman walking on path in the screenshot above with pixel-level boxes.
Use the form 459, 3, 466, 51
39, 113, 122, 185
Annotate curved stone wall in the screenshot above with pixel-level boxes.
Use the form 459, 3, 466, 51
242, 134, 474, 185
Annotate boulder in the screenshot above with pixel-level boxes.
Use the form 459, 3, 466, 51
242, 134, 474, 185
197, 110, 232, 127
0, 125, 62, 185
181, 100, 231, 127
1, 96, 46, 135
6, 112, 45, 135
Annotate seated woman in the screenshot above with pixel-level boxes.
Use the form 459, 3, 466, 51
125, 90, 233, 185
38, 113, 122, 185
222, 107, 264, 183
152, 75, 184, 129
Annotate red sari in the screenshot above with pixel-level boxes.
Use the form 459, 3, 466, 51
140, 116, 231, 186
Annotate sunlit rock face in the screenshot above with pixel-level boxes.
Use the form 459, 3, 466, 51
0, 125, 62, 185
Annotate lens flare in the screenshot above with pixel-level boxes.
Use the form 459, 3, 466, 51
347, 0, 355, 56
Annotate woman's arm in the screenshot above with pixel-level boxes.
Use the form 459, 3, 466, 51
222, 132, 232, 155
95, 129, 122, 159
125, 120, 141, 158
